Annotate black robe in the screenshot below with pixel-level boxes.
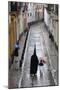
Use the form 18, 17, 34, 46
30, 54, 38, 74
14, 47, 19, 56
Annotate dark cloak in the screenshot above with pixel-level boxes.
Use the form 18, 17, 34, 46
30, 45, 38, 74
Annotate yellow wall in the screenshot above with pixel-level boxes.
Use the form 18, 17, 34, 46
9, 14, 17, 57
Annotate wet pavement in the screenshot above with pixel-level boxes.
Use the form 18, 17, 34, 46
9, 22, 58, 89
19, 22, 58, 88
9, 32, 27, 89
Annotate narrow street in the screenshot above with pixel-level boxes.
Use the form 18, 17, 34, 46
8, 2, 58, 89
18, 22, 58, 88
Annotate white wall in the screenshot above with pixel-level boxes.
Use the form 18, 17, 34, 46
53, 20, 59, 46
16, 12, 24, 40
27, 3, 36, 23
44, 8, 58, 47
44, 8, 50, 28
27, 3, 44, 23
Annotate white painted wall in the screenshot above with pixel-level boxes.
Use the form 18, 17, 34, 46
16, 12, 24, 40
53, 20, 58, 46
27, 3, 35, 23
44, 8, 58, 47
44, 8, 50, 28
19, 12, 24, 33
27, 3, 44, 23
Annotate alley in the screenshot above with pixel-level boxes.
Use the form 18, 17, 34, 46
8, 2, 58, 89
19, 22, 58, 88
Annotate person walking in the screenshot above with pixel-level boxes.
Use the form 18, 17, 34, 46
14, 40, 20, 70
30, 44, 39, 76
39, 57, 47, 77
14, 40, 19, 56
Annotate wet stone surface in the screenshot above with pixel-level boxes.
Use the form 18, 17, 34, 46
9, 22, 58, 88
20, 22, 57, 88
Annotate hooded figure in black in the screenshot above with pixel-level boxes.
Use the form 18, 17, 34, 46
30, 44, 39, 75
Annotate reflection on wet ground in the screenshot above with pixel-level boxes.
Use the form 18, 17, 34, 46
20, 22, 56, 88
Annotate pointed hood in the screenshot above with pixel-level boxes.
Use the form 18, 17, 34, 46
33, 44, 36, 55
